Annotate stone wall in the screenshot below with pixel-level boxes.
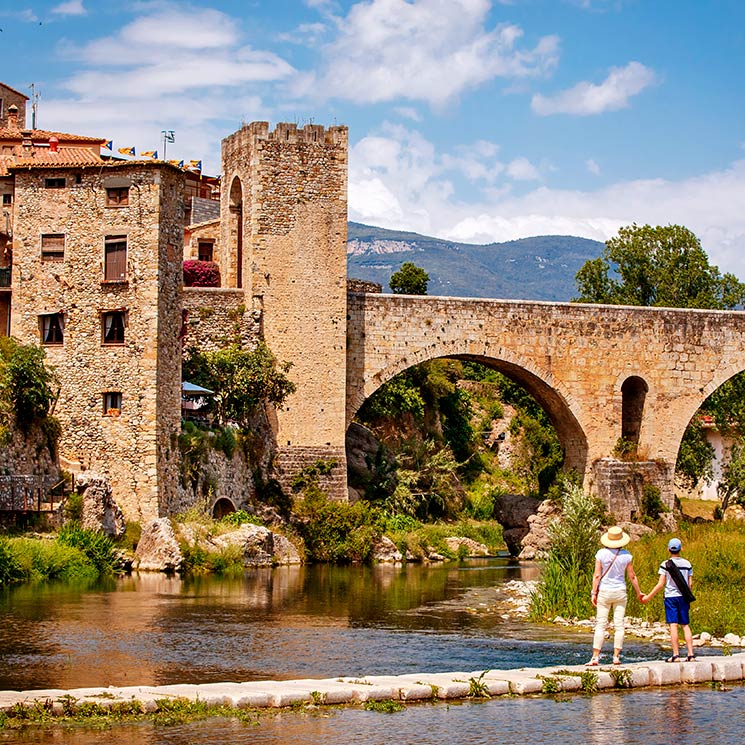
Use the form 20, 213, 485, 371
0, 85, 27, 129
181, 287, 258, 351
10, 162, 184, 521
273, 445, 348, 502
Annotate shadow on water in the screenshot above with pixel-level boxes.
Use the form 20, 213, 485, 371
1, 558, 664, 693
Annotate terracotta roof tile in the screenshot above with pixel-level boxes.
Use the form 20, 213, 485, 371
0, 127, 105, 143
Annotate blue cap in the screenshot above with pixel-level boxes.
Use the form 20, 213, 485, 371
668, 538, 682, 552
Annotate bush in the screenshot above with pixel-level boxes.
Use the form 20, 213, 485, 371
183, 260, 220, 288
529, 484, 604, 620
9, 538, 96, 583
57, 523, 117, 575
63, 492, 83, 522
0, 538, 23, 586
294, 488, 384, 563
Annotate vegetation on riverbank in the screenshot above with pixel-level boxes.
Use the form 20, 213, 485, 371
0, 524, 118, 586
529, 488, 745, 637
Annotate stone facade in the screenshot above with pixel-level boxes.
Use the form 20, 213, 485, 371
9, 162, 183, 521
0, 84, 28, 130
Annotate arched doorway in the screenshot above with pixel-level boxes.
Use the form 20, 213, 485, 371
621, 376, 648, 448
212, 497, 237, 520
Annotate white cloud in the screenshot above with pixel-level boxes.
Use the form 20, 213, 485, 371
347, 126, 745, 278
302, 0, 559, 107
0, 9, 38, 22
586, 159, 601, 175
52, 1, 87, 16
532, 61, 656, 115
506, 156, 541, 180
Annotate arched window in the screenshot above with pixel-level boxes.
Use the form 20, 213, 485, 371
621, 376, 648, 446
229, 177, 243, 289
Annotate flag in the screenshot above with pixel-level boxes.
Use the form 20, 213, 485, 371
102, 140, 113, 150
117, 146, 135, 156
141, 150, 158, 159
188, 160, 202, 171
168, 159, 185, 168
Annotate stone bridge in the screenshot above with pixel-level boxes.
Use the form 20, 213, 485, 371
337, 292, 745, 518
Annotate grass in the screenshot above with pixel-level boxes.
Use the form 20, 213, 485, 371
385, 518, 505, 559
678, 498, 718, 521
530, 517, 745, 637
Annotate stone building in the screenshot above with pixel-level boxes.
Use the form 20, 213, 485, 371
1, 80, 350, 520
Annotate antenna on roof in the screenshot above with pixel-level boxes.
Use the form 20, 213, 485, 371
29, 83, 40, 129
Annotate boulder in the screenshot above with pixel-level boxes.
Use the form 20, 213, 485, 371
518, 499, 562, 560
134, 518, 183, 572
493, 493, 542, 556
372, 535, 403, 563
444, 537, 490, 556
75, 472, 126, 537
724, 504, 745, 522
618, 521, 655, 541
272, 533, 303, 565
211, 524, 274, 566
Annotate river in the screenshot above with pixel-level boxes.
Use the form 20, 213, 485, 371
1, 557, 740, 743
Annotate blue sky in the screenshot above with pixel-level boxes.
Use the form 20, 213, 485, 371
2, 0, 745, 276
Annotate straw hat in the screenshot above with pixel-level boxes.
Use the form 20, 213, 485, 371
600, 526, 630, 548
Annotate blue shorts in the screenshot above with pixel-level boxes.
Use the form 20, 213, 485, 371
664, 596, 690, 625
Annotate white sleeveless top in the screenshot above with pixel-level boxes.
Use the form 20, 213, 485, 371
596, 547, 632, 592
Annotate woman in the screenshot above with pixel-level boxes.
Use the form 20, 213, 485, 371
585, 525, 643, 666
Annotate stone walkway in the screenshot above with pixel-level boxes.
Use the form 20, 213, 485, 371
1, 653, 743, 713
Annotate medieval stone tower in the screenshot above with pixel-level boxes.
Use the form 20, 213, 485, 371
220, 122, 350, 498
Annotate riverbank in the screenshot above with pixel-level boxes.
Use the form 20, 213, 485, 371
499, 579, 745, 651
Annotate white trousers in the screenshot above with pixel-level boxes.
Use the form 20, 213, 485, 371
592, 587, 627, 652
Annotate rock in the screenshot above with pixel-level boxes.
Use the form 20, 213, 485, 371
444, 537, 489, 556
272, 533, 302, 565
618, 522, 655, 542
518, 499, 562, 560
372, 536, 403, 563
723, 504, 745, 522
134, 518, 183, 572
699, 631, 712, 643
75, 472, 126, 537
211, 524, 274, 566
723, 633, 741, 646
493, 494, 542, 556
426, 552, 446, 562
657, 512, 678, 532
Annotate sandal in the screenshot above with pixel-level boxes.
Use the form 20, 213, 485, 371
665, 655, 681, 663
584, 658, 599, 667
613, 656, 621, 665
686, 655, 697, 662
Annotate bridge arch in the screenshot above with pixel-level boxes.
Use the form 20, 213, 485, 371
347, 340, 589, 475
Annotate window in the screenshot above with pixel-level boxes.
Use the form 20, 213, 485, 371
1, 194, 11, 206
104, 235, 127, 281
106, 187, 129, 207
197, 241, 214, 262
41, 233, 65, 262
102, 310, 126, 344
103, 391, 122, 416
44, 178, 66, 189
40, 313, 64, 345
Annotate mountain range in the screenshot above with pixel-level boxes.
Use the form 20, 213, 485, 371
347, 222, 605, 302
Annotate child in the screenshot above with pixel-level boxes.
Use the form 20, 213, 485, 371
642, 537, 695, 662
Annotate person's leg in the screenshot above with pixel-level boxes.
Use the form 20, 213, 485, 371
611, 592, 627, 661
682, 624, 694, 658
669, 622, 680, 656
590, 592, 612, 662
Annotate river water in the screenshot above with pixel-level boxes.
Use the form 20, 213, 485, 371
0, 557, 741, 743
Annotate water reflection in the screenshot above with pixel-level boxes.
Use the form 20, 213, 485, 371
0, 558, 657, 693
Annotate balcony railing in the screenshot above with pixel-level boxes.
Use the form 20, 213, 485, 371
0, 475, 59, 512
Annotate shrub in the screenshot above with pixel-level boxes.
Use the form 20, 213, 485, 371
63, 492, 83, 522
57, 523, 117, 575
183, 260, 220, 288
0, 538, 23, 586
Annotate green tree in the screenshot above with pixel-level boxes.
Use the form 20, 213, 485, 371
574, 224, 745, 309
574, 223, 745, 492
389, 262, 429, 295
183, 342, 295, 429
0, 338, 59, 436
